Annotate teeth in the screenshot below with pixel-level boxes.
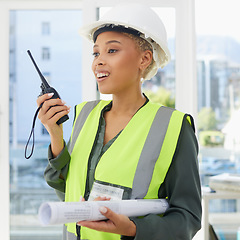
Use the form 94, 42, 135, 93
96, 72, 109, 78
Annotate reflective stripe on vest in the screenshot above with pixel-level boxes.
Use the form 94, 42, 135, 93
65, 100, 192, 238
131, 106, 174, 199
69, 100, 101, 154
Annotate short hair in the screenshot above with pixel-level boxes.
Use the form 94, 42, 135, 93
122, 32, 154, 80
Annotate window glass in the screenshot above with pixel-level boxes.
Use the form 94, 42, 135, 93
42, 22, 50, 35
196, 0, 240, 238
98, 7, 176, 107
9, 10, 82, 239
42, 47, 50, 60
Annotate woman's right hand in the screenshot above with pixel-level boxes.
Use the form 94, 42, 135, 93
37, 93, 70, 157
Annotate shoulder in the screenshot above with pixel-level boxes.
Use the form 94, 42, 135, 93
148, 101, 195, 132
73, 100, 111, 122
75, 100, 100, 113
75, 100, 111, 111
176, 116, 199, 157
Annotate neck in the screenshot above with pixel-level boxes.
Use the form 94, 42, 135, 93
111, 90, 146, 117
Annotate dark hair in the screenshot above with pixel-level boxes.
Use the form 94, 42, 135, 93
122, 33, 154, 79
93, 24, 141, 42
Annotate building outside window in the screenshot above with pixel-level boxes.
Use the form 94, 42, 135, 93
42, 47, 50, 60
42, 22, 50, 35
196, 0, 240, 238
9, 10, 82, 240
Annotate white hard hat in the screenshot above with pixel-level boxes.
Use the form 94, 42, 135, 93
79, 3, 171, 80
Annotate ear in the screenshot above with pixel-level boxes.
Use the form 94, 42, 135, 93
139, 50, 153, 71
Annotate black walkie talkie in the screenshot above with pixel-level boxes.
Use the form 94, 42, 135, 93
25, 50, 69, 159
27, 50, 69, 125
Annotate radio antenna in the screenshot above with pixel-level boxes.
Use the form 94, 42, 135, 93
27, 50, 50, 88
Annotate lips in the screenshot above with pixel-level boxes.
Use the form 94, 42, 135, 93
95, 71, 110, 78
96, 72, 110, 78
95, 70, 110, 81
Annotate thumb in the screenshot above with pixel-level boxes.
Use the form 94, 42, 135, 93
99, 206, 119, 222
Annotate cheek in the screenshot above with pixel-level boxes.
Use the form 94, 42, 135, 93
117, 53, 140, 71
123, 56, 141, 76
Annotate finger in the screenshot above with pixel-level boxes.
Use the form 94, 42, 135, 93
39, 105, 70, 125
98, 207, 136, 236
77, 218, 114, 231
46, 108, 70, 124
41, 98, 66, 112
77, 207, 136, 236
38, 98, 64, 120
44, 104, 70, 118
79, 196, 86, 202
36, 93, 54, 107
99, 207, 119, 224
94, 196, 111, 201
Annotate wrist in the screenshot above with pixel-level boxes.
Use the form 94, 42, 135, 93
128, 220, 136, 237
50, 135, 64, 158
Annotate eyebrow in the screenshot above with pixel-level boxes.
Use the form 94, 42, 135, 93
93, 40, 122, 48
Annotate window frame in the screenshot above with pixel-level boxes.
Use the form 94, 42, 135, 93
0, 0, 196, 239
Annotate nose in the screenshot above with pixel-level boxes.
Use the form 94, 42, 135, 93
94, 54, 106, 66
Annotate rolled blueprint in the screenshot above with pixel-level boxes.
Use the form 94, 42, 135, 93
38, 199, 169, 226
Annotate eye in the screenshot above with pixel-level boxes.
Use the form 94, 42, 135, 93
108, 49, 118, 54
92, 52, 99, 58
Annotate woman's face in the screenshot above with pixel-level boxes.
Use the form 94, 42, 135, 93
92, 31, 143, 95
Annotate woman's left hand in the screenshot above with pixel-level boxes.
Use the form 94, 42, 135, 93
77, 205, 136, 237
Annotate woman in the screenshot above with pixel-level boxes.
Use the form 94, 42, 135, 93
38, 3, 202, 240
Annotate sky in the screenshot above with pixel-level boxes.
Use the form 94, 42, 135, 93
195, 0, 240, 43
155, 0, 240, 43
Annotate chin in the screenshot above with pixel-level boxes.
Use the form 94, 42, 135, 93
98, 88, 113, 95
99, 91, 113, 95
97, 84, 116, 95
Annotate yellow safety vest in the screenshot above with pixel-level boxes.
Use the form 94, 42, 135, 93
65, 100, 193, 239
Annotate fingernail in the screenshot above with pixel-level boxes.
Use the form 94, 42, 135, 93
48, 93, 54, 97
79, 196, 83, 202
99, 206, 107, 214
61, 100, 66, 104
